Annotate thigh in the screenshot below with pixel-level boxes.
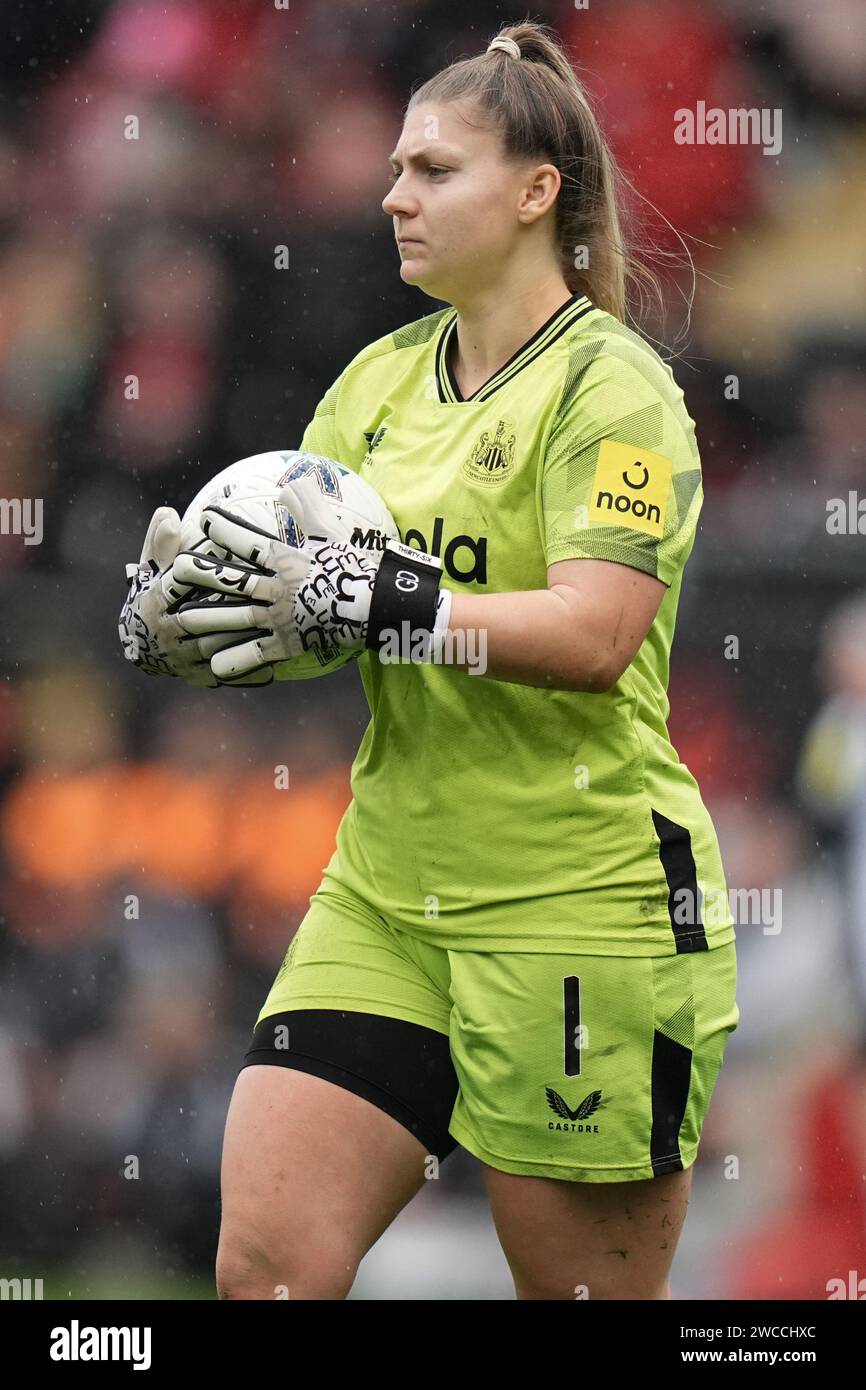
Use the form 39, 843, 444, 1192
483, 1163, 694, 1299
218, 1063, 431, 1299
218, 884, 460, 1298
247, 883, 458, 1158
446, 942, 738, 1295
447, 942, 739, 1182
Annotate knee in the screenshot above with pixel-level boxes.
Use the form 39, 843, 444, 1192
216, 1228, 357, 1300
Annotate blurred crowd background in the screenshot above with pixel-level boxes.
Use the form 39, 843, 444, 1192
1, 0, 865, 1299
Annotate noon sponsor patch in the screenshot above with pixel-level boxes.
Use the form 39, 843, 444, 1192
588, 439, 672, 538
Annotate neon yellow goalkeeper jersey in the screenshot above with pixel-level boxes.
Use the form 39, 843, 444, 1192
299, 292, 735, 955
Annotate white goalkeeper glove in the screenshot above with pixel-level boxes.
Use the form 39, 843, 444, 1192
118, 506, 275, 686
170, 477, 453, 683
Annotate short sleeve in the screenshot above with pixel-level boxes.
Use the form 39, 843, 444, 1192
299, 368, 345, 460
540, 348, 703, 586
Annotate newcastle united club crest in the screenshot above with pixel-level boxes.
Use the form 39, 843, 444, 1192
461, 420, 517, 488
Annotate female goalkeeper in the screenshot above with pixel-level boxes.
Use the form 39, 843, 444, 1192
136, 22, 740, 1299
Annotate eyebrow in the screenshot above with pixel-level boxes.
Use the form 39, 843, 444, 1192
387, 144, 462, 167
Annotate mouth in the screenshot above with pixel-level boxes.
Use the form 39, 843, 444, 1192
397, 238, 424, 249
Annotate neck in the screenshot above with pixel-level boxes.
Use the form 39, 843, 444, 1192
448, 270, 574, 385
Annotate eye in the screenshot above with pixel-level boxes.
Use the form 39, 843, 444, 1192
386, 165, 450, 186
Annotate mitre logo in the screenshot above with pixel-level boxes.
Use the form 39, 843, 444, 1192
461, 419, 517, 488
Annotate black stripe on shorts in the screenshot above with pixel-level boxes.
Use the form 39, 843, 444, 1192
649, 1029, 691, 1175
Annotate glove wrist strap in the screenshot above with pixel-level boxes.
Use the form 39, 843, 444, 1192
365, 540, 443, 653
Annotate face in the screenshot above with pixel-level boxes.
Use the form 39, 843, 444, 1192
382, 100, 559, 303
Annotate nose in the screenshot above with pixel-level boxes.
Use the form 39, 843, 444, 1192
382, 174, 415, 220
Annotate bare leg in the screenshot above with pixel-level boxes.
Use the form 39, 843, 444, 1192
484, 1163, 694, 1300
217, 1065, 433, 1299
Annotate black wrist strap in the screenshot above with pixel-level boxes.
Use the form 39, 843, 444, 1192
365, 540, 443, 651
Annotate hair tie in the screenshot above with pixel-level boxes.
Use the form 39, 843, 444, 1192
486, 36, 521, 60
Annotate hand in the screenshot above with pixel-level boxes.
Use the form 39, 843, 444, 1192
118, 506, 275, 686
170, 494, 379, 681
171, 477, 452, 682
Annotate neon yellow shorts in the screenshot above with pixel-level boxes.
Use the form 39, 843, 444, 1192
253, 880, 739, 1183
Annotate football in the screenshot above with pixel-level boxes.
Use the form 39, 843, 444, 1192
180, 449, 399, 680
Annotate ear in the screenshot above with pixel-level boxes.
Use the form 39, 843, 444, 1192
517, 162, 561, 224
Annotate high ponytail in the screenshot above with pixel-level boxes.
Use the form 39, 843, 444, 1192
407, 20, 667, 329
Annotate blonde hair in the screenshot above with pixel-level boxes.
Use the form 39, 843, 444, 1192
408, 19, 679, 334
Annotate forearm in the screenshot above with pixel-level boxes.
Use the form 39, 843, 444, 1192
442, 586, 614, 692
